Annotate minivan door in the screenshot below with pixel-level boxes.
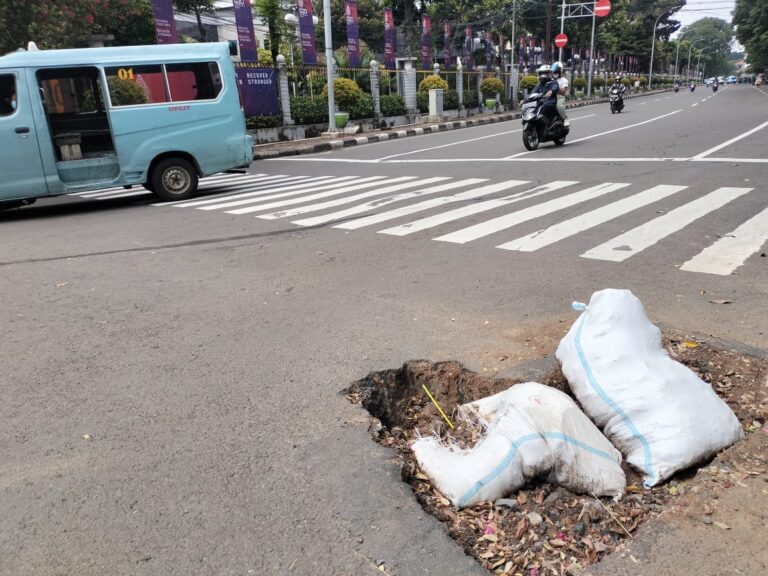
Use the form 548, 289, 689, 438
0, 70, 48, 201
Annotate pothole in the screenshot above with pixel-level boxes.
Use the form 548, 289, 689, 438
346, 335, 768, 575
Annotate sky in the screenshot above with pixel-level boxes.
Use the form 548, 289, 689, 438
675, 0, 735, 29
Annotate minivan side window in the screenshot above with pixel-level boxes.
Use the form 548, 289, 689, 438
166, 62, 223, 102
0, 74, 17, 116
104, 65, 169, 106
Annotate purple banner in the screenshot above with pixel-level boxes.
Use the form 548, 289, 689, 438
296, 0, 317, 65
384, 8, 395, 69
519, 35, 525, 73
465, 26, 473, 70
151, 0, 177, 44
443, 21, 451, 69
421, 15, 431, 70
345, 0, 360, 67
232, 0, 257, 61
486, 30, 493, 68
528, 39, 536, 69
236, 67, 280, 116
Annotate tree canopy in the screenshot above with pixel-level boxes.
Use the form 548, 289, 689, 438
734, 0, 768, 73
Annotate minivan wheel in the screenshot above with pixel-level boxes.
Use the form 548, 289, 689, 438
151, 158, 198, 201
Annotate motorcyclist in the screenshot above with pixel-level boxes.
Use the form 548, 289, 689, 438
551, 61, 570, 127
529, 64, 560, 124
609, 76, 626, 98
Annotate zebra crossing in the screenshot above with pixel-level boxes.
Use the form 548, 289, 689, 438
73, 172, 767, 276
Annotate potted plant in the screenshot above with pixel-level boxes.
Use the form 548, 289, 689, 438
480, 77, 505, 110
322, 78, 364, 129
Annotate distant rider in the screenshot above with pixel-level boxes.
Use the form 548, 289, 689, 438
551, 62, 570, 127
530, 64, 560, 122
609, 76, 626, 106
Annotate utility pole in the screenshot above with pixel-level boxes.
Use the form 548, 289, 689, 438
546, 0, 552, 64
323, 0, 337, 133
587, 8, 596, 96
673, 40, 680, 81
558, 0, 566, 63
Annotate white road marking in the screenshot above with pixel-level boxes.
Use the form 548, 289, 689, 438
692, 157, 768, 164
335, 180, 530, 230
504, 109, 683, 158
168, 175, 336, 208
288, 179, 487, 226
581, 187, 754, 262
693, 119, 768, 159
681, 203, 766, 275
639, 102, 648, 106
498, 184, 685, 252
379, 181, 577, 237
195, 177, 362, 210
92, 190, 153, 200
226, 177, 445, 215
434, 182, 624, 244
692, 103, 699, 107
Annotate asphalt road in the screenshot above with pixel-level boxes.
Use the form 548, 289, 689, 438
1, 84, 766, 576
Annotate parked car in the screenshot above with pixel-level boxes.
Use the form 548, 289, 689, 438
704, 77, 715, 86
726, 75, 738, 84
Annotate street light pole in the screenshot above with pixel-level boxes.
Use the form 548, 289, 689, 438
558, 0, 566, 63
648, 10, 669, 89
686, 38, 705, 81
673, 40, 680, 81
323, 0, 337, 134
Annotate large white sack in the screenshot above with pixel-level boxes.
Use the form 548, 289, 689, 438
411, 382, 625, 508
556, 289, 743, 487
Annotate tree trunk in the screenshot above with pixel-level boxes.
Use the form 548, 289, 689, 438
195, 7, 206, 41
404, 1, 413, 56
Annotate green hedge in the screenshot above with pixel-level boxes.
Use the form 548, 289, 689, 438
519, 75, 539, 91
416, 92, 429, 113
444, 89, 459, 110
418, 75, 449, 93
380, 94, 406, 116
464, 89, 479, 108
348, 93, 374, 120
246, 115, 282, 129
480, 77, 504, 98
290, 96, 328, 125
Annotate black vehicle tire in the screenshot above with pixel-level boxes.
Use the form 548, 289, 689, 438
143, 181, 154, 192
151, 158, 198, 202
522, 127, 539, 151
554, 137, 566, 146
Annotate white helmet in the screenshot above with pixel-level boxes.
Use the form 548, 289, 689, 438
537, 64, 552, 80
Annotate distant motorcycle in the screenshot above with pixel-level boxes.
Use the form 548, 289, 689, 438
674, 83, 680, 93
690, 82, 696, 92
521, 93, 569, 151
609, 88, 624, 114
712, 82, 719, 93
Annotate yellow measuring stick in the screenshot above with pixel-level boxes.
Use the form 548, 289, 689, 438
421, 384, 455, 429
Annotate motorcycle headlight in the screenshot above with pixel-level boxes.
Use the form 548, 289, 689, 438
522, 110, 534, 121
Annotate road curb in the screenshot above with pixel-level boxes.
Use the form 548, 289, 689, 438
252, 89, 672, 161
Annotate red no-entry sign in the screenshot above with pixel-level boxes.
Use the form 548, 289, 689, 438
555, 33, 568, 49
595, 0, 611, 17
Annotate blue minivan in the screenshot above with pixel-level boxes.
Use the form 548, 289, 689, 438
0, 42, 253, 207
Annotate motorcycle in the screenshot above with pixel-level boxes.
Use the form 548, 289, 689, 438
674, 83, 680, 93
521, 93, 569, 151
609, 88, 624, 114
690, 82, 696, 92
712, 82, 719, 93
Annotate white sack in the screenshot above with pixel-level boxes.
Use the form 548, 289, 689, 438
411, 382, 625, 508
556, 289, 743, 487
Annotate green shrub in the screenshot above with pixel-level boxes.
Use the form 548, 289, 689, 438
443, 89, 459, 110
572, 77, 587, 90
418, 75, 449, 93
290, 96, 327, 125
380, 94, 406, 116
108, 78, 149, 106
592, 76, 606, 88
416, 92, 429, 113
348, 93, 374, 120
519, 75, 539, 91
321, 78, 363, 111
464, 89, 479, 108
246, 115, 282, 129
480, 77, 504, 98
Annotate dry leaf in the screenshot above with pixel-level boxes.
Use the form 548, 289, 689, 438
709, 299, 732, 305
683, 341, 699, 348
713, 521, 730, 530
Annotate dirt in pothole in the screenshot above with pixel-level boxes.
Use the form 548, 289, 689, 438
345, 334, 768, 576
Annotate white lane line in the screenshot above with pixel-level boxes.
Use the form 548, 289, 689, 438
171, 176, 321, 207
504, 109, 682, 158
380, 181, 576, 237
654, 99, 662, 102
288, 179, 487, 226
227, 177, 442, 215
701, 98, 707, 102
639, 102, 648, 106
692, 103, 699, 107
498, 184, 684, 252
93, 190, 153, 200
262, 178, 476, 220
374, 114, 597, 161
193, 177, 359, 210
335, 180, 530, 230
681, 202, 765, 275
434, 182, 624, 244
385, 157, 690, 163
693, 119, 768, 159
581, 187, 754, 262
692, 157, 768, 164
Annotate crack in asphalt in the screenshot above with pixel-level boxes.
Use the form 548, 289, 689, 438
0, 222, 335, 267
